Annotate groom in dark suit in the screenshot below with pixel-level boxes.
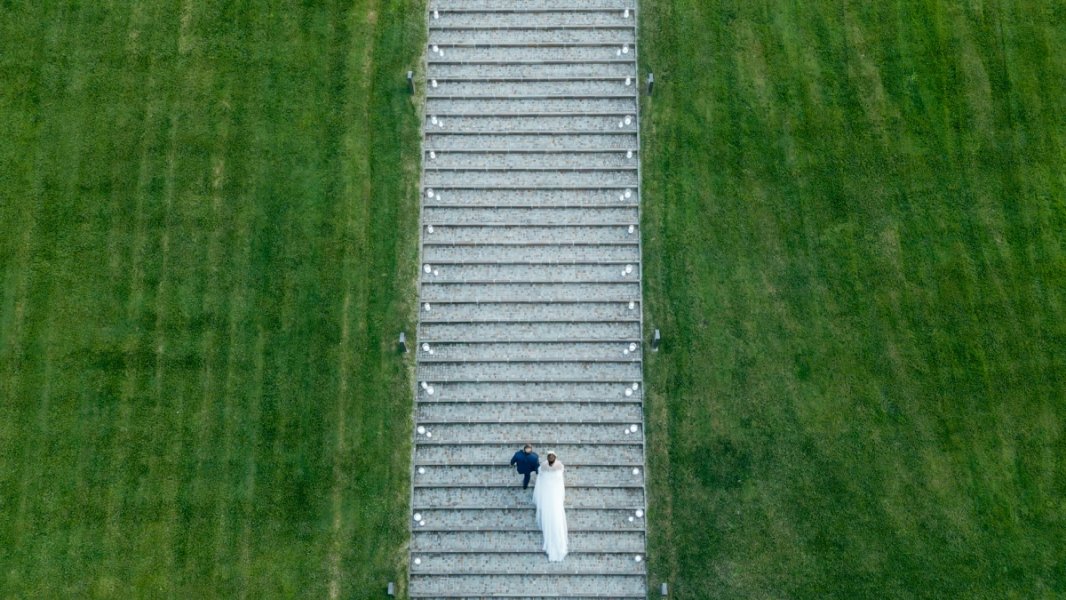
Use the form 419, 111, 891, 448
510, 444, 540, 489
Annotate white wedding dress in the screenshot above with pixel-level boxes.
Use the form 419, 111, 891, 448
533, 460, 568, 561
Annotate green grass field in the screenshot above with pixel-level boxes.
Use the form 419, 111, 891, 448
0, 2, 423, 597
639, 1, 1066, 598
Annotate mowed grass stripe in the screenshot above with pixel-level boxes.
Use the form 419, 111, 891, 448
0, 1, 423, 596
640, 1, 1065, 598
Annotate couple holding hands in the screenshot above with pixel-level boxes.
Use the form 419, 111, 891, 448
510, 444, 568, 562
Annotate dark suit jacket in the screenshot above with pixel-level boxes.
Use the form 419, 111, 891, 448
510, 450, 540, 474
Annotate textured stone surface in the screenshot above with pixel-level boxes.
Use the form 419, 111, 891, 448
411, 551, 645, 574
414, 3, 645, 595
411, 530, 645, 552
415, 442, 644, 465
423, 244, 640, 263
426, 133, 637, 151
427, 97, 637, 114
417, 400, 642, 423
416, 381, 643, 402
426, 152, 638, 170
422, 188, 638, 206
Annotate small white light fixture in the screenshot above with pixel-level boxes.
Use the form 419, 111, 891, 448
438, 49, 444, 57
429, 150, 436, 160
427, 386, 434, 395
414, 557, 422, 565
418, 467, 426, 474
623, 349, 629, 356
430, 115, 437, 125
431, 79, 438, 88
633, 467, 640, 475
627, 150, 634, 159
624, 8, 631, 18
632, 383, 639, 390
427, 225, 434, 233
628, 516, 635, 522
433, 9, 439, 19
625, 188, 632, 198
424, 302, 431, 311
427, 188, 434, 197
625, 116, 632, 125
618, 120, 625, 128
622, 44, 629, 54
425, 431, 432, 437
422, 343, 430, 352
424, 264, 432, 273
628, 301, 636, 310
625, 77, 631, 86
416, 426, 426, 434
635, 555, 642, 562
421, 382, 429, 390
628, 225, 635, 234
432, 44, 439, 53
636, 509, 644, 518
630, 425, 639, 433
433, 269, 439, 276
625, 388, 633, 397
624, 428, 631, 435
413, 512, 422, 521
629, 342, 637, 351
419, 519, 426, 526
625, 264, 634, 274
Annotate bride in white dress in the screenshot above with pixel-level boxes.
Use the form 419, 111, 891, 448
533, 451, 568, 561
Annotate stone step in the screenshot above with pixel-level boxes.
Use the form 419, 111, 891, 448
410, 509, 645, 533
426, 152, 637, 170
415, 442, 643, 465
420, 282, 639, 303
415, 465, 644, 487
412, 487, 644, 511
422, 189, 637, 207
416, 342, 642, 362
423, 244, 640, 263
420, 263, 640, 282
410, 574, 646, 597
425, 169, 637, 188
428, 79, 634, 97
433, 11, 633, 29
424, 115, 637, 133
417, 381, 643, 403
429, 28, 636, 46
418, 321, 641, 343
432, 0, 636, 11
429, 62, 635, 79
427, 97, 636, 115
413, 422, 643, 444
411, 550, 644, 575
417, 400, 641, 422
418, 302, 639, 323
417, 361, 642, 382
422, 225, 638, 244
412, 529, 643, 552
426, 133, 637, 151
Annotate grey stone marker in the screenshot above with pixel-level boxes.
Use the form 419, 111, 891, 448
398, 331, 408, 353
387, 581, 396, 596
647, 72, 655, 96
652, 329, 661, 352
661, 582, 669, 596
407, 70, 414, 95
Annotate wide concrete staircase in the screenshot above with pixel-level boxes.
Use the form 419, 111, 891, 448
411, 0, 646, 597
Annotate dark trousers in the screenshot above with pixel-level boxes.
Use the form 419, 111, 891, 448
522, 470, 538, 488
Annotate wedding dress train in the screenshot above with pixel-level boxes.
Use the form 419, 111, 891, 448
533, 460, 568, 561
